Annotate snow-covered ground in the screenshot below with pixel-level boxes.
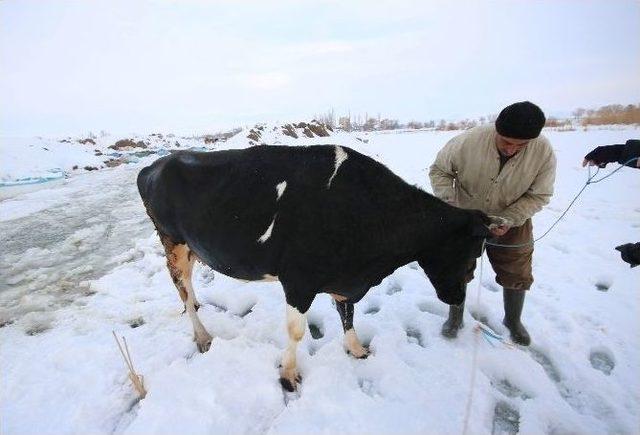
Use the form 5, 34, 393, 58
1, 126, 639, 434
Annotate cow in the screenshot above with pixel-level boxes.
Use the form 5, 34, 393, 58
137, 144, 494, 391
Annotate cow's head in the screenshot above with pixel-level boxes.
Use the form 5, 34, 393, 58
418, 210, 495, 305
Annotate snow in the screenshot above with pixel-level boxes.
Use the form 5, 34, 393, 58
1, 126, 639, 434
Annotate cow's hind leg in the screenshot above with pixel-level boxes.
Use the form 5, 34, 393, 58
162, 237, 212, 352
333, 296, 369, 359
280, 304, 306, 392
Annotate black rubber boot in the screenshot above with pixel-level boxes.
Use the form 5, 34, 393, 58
503, 288, 531, 346
441, 301, 465, 339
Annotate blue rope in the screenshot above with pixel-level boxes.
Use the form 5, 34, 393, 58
485, 158, 638, 248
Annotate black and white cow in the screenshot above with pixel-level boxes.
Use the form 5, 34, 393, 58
137, 144, 493, 391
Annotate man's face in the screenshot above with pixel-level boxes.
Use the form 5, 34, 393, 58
496, 134, 530, 157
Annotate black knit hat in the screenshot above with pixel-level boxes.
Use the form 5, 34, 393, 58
495, 101, 546, 139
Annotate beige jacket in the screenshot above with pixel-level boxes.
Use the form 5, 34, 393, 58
429, 124, 556, 227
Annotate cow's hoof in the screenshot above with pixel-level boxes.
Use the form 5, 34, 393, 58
195, 333, 213, 353
347, 347, 370, 359
279, 377, 296, 392
279, 372, 302, 392
197, 341, 211, 353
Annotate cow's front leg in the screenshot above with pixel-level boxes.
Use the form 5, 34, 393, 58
280, 304, 306, 392
333, 296, 369, 359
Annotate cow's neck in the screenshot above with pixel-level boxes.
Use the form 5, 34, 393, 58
386, 191, 466, 257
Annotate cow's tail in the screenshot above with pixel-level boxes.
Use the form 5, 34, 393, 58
137, 164, 165, 236
136, 165, 153, 206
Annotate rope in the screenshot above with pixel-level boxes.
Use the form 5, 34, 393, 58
485, 158, 637, 248
459, 158, 636, 432
461, 241, 485, 435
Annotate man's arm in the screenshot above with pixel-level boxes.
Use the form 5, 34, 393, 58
429, 137, 459, 204
583, 139, 640, 169
501, 149, 557, 227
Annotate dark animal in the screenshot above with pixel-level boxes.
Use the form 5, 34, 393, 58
137, 144, 494, 391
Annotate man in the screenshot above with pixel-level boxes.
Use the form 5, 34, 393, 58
583, 139, 640, 267
429, 101, 556, 346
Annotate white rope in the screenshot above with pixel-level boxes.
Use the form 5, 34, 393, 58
461, 241, 485, 435
460, 159, 637, 432
486, 158, 637, 249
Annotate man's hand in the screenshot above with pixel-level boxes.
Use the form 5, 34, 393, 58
582, 145, 624, 168
490, 225, 511, 237
615, 243, 640, 268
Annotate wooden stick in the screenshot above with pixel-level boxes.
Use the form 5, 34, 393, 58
113, 331, 147, 399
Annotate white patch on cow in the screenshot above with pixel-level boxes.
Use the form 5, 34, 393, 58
260, 274, 279, 282
276, 181, 287, 200
257, 215, 277, 243
327, 146, 348, 188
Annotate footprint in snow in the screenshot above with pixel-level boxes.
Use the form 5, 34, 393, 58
594, 281, 611, 292
234, 301, 256, 318
358, 378, 380, 398
25, 325, 50, 336
128, 317, 145, 328
196, 267, 216, 285
206, 300, 228, 313
589, 348, 615, 375
492, 401, 520, 435
307, 320, 324, 340
386, 282, 402, 295
528, 347, 562, 383
405, 326, 425, 347
364, 305, 380, 315
417, 301, 446, 317
490, 378, 532, 400
527, 347, 610, 419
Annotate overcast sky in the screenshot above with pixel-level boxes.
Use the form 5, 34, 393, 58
1, 0, 639, 136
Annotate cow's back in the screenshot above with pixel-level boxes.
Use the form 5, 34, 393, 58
137, 145, 429, 292
137, 147, 339, 280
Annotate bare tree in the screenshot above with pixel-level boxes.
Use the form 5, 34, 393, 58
338, 116, 352, 132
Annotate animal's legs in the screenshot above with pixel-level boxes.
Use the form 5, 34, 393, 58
162, 237, 212, 352
280, 304, 306, 392
332, 296, 369, 359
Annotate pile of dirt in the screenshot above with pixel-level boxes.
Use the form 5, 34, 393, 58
294, 120, 332, 137
247, 124, 265, 144
245, 121, 334, 146
281, 124, 298, 139
276, 120, 334, 141
109, 139, 148, 150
